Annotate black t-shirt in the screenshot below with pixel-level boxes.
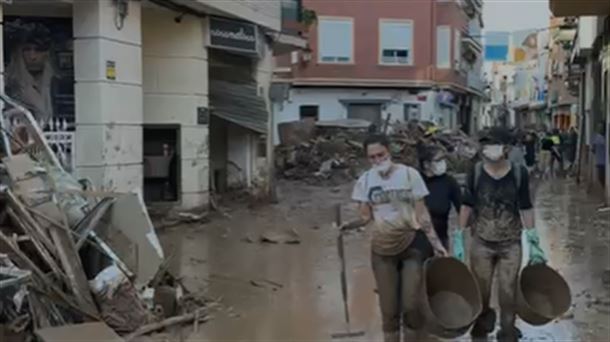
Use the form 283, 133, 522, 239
462, 164, 532, 242
423, 174, 461, 219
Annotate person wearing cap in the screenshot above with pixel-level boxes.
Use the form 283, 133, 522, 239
452, 126, 546, 342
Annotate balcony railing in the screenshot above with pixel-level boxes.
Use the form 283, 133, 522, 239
281, 0, 304, 36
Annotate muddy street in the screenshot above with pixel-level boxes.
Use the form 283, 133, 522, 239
159, 179, 610, 341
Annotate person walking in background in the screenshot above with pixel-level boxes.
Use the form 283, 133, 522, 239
419, 145, 461, 248
565, 127, 578, 173
452, 127, 546, 342
539, 131, 555, 179
339, 134, 447, 342
508, 133, 526, 169
592, 124, 607, 187
523, 132, 537, 175
550, 129, 563, 176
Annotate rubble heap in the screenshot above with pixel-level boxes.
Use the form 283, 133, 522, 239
0, 94, 207, 342
275, 120, 479, 185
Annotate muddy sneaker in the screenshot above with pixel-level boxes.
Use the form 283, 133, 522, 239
470, 309, 496, 338
496, 328, 519, 342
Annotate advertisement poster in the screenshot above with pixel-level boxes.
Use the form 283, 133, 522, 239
3, 17, 74, 126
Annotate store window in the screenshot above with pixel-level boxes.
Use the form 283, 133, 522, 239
436, 26, 451, 68
380, 20, 413, 65
3, 17, 75, 127
318, 18, 353, 63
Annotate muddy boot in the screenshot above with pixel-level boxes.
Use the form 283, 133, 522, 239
383, 331, 400, 342
402, 327, 434, 342
470, 308, 496, 338
496, 327, 520, 342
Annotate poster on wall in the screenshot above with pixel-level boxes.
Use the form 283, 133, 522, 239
3, 17, 74, 127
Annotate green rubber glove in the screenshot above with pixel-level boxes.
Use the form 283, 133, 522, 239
525, 229, 547, 265
451, 229, 465, 262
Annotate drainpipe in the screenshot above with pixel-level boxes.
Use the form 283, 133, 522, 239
430, 0, 437, 82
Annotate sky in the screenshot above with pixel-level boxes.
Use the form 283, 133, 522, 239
483, 0, 551, 33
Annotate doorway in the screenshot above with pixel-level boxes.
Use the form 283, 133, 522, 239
347, 103, 382, 127
143, 125, 180, 203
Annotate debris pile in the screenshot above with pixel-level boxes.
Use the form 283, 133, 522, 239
0, 94, 207, 341
275, 119, 479, 184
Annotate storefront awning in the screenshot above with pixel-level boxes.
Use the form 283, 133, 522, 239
209, 80, 268, 134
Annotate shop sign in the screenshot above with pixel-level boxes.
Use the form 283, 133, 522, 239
197, 107, 209, 125
209, 16, 257, 54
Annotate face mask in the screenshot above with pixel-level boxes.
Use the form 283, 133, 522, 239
373, 158, 393, 174
482, 144, 505, 162
431, 160, 447, 176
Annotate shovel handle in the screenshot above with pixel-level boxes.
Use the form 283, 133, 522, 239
335, 204, 342, 226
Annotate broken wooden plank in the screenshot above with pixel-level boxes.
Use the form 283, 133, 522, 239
5, 207, 66, 280
0, 229, 96, 321
5, 189, 57, 252
73, 197, 115, 249
35, 201, 99, 319
124, 308, 209, 341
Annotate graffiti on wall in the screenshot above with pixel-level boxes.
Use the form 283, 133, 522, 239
3, 17, 74, 125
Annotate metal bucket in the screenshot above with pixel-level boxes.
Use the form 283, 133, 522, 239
422, 257, 482, 338
517, 263, 572, 326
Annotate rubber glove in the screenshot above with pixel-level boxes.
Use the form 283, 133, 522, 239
525, 229, 547, 265
451, 229, 465, 262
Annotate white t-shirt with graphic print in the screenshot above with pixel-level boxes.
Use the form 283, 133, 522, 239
352, 164, 430, 255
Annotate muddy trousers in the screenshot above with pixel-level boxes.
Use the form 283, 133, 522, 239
371, 244, 427, 341
470, 236, 522, 340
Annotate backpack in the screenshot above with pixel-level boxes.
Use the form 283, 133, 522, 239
473, 161, 522, 193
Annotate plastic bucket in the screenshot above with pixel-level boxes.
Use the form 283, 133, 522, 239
422, 257, 482, 338
517, 263, 571, 326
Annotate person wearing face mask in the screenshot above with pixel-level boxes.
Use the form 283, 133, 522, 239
340, 134, 448, 342
419, 145, 461, 248
452, 127, 546, 342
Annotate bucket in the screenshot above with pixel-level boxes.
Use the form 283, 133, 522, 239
517, 263, 571, 326
422, 257, 482, 338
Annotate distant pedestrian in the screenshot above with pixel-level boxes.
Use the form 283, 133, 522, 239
419, 145, 461, 249
523, 132, 537, 174
539, 132, 555, 179
565, 127, 578, 172
550, 129, 563, 174
591, 124, 607, 187
508, 134, 526, 169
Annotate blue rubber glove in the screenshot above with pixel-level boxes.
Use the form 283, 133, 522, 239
525, 229, 547, 265
451, 229, 465, 262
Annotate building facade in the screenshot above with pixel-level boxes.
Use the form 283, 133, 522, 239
272, 0, 485, 143
550, 0, 610, 202
0, 0, 304, 208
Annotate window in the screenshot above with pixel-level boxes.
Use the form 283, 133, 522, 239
404, 103, 421, 121
436, 26, 451, 68
379, 20, 413, 65
454, 29, 461, 68
299, 105, 319, 120
318, 18, 353, 63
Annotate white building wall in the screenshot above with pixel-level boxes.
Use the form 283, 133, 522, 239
274, 88, 452, 145
195, 0, 281, 31
142, 7, 209, 209
73, 0, 143, 192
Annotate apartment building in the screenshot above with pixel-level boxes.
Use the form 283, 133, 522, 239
272, 0, 485, 142
0, 0, 304, 208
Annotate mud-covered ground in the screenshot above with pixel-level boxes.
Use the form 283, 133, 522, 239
158, 179, 610, 341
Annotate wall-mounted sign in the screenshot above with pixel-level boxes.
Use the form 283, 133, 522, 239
209, 16, 257, 54
106, 60, 116, 80
197, 106, 209, 125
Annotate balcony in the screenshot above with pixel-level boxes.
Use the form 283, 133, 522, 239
550, 0, 610, 17
270, 0, 309, 56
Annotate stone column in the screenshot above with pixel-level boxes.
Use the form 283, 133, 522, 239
73, 0, 143, 192
142, 7, 209, 208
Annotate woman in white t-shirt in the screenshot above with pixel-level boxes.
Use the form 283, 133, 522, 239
341, 134, 448, 342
